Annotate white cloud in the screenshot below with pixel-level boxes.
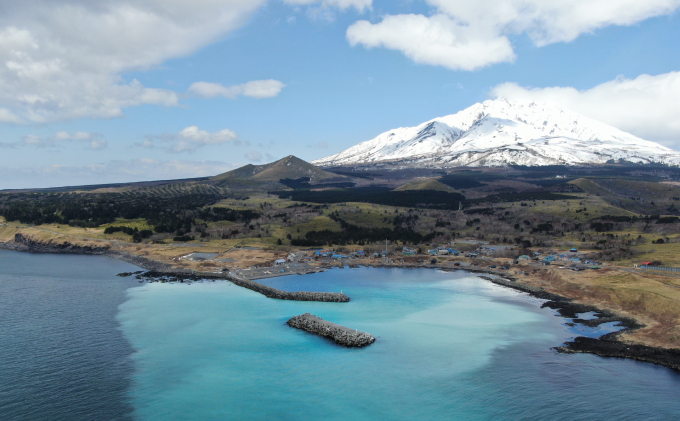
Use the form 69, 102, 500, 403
347, 14, 515, 71
245, 150, 263, 162
490, 71, 680, 145
0, 0, 266, 123
150, 125, 239, 153
0, 159, 238, 190
283, 0, 372, 11
188, 80, 286, 99
20, 131, 107, 149
347, 0, 680, 70
0, 107, 22, 123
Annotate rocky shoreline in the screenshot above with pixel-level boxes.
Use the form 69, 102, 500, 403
0, 234, 349, 303
2, 234, 679, 370
287, 313, 375, 347
132, 270, 350, 302
472, 274, 680, 372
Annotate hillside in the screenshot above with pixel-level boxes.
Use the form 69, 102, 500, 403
313, 99, 680, 168
212, 155, 339, 185
394, 178, 458, 193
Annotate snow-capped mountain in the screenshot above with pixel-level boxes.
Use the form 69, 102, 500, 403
313, 99, 680, 168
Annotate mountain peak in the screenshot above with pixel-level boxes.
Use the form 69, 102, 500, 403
213, 155, 338, 184
313, 99, 679, 168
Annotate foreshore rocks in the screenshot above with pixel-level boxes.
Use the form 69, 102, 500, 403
6, 233, 111, 254
556, 337, 680, 372
0, 234, 349, 303
477, 274, 680, 372
287, 313, 375, 347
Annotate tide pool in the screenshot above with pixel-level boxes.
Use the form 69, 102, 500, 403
118, 268, 680, 420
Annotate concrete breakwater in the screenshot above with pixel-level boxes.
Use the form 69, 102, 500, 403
1, 234, 349, 303
227, 277, 350, 302
133, 271, 350, 302
287, 313, 375, 347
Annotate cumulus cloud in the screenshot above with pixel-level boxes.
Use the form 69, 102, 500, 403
148, 126, 239, 153
0, 107, 22, 123
490, 71, 680, 145
347, 0, 680, 70
19, 131, 107, 150
188, 80, 286, 99
348, 14, 515, 71
283, 0, 372, 11
0, 159, 238, 190
0, 0, 266, 123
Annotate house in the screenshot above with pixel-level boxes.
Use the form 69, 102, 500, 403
428, 249, 438, 256
518, 255, 530, 261
357, 250, 366, 257
447, 248, 460, 256
403, 251, 416, 256
570, 248, 578, 253
438, 249, 449, 255
274, 259, 286, 265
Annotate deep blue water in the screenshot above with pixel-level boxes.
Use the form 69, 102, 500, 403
2, 251, 680, 420
0, 250, 140, 420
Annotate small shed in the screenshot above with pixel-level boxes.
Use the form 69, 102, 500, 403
518, 255, 530, 261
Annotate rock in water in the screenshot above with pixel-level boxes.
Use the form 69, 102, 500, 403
287, 313, 375, 347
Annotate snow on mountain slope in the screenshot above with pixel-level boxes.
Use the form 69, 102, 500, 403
313, 99, 680, 168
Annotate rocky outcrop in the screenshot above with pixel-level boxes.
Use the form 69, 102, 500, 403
287, 313, 375, 347
5, 233, 111, 254
556, 337, 680, 372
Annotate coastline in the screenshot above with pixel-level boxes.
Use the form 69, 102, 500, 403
2, 235, 680, 372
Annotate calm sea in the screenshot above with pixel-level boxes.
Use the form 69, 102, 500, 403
2, 250, 680, 420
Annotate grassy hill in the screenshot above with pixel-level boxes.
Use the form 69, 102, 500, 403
394, 178, 459, 193
212, 155, 339, 186
570, 178, 680, 215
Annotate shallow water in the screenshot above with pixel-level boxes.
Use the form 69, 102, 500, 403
2, 252, 680, 421
120, 268, 680, 420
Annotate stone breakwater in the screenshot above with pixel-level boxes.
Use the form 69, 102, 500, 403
227, 277, 350, 302
287, 313, 375, 347
0, 233, 349, 303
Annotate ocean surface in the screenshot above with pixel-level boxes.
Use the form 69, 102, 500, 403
1, 250, 680, 420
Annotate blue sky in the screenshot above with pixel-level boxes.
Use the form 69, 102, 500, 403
1, 0, 680, 189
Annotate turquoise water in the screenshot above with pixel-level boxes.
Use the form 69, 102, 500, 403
119, 268, 680, 420
3, 251, 680, 420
